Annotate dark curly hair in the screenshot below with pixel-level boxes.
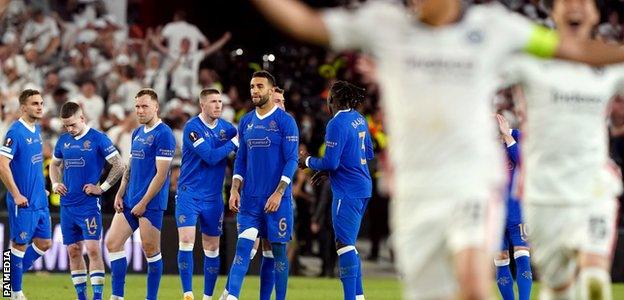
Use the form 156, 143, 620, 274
329, 81, 366, 109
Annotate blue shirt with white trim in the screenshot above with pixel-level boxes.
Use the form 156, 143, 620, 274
126, 121, 176, 210
178, 115, 237, 198
307, 109, 373, 198
505, 129, 523, 225
0, 119, 47, 210
54, 128, 118, 207
233, 106, 299, 198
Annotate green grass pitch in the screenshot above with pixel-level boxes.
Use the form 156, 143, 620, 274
21, 274, 624, 299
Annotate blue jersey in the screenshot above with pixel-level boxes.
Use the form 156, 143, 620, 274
505, 129, 522, 225
178, 116, 237, 198
308, 109, 373, 198
0, 119, 47, 210
126, 121, 176, 210
54, 128, 118, 207
234, 107, 299, 198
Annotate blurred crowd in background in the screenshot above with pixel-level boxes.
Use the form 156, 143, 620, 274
1, 0, 623, 276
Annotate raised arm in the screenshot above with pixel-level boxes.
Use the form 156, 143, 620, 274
186, 124, 237, 166
251, 0, 330, 46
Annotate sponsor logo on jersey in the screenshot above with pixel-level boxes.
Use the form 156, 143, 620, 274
64, 143, 71, 149
131, 150, 145, 159
26, 138, 33, 144
65, 158, 86, 168
31, 153, 43, 164
248, 137, 271, 148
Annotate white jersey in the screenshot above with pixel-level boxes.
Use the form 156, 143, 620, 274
323, 2, 539, 198
503, 55, 624, 204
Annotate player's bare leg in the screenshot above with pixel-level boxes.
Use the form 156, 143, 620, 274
105, 213, 133, 300
454, 247, 491, 300
68, 241, 88, 300
577, 252, 612, 300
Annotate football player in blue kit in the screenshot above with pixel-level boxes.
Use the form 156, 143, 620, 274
0, 89, 51, 300
299, 81, 374, 300
221, 71, 299, 300
105, 88, 176, 300
494, 114, 532, 300
49, 101, 125, 300
176, 88, 238, 300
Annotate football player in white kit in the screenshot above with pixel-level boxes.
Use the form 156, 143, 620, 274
501, 0, 623, 299
251, 0, 624, 299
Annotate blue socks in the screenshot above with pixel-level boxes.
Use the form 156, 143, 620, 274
178, 243, 194, 293
259, 251, 275, 300
355, 252, 364, 297
338, 246, 358, 300
109, 251, 127, 298
495, 258, 515, 300
90, 269, 105, 300
10, 248, 25, 294
226, 234, 255, 298
71, 270, 88, 300
21, 244, 45, 272
204, 250, 220, 297
271, 243, 289, 300
515, 251, 533, 300
146, 253, 163, 300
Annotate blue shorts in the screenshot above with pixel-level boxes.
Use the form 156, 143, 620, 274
332, 196, 370, 246
61, 203, 102, 245
501, 222, 529, 251
237, 195, 293, 243
122, 206, 164, 231
175, 192, 224, 236
8, 206, 51, 244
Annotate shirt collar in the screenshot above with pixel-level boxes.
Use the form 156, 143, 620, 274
18, 118, 36, 133
255, 105, 279, 120
334, 109, 352, 118
199, 114, 219, 129
73, 126, 91, 140
143, 119, 162, 133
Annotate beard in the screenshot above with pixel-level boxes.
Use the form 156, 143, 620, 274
253, 94, 270, 108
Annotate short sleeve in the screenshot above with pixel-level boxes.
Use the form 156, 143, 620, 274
53, 137, 63, 160
0, 131, 20, 160
99, 134, 119, 160
155, 130, 176, 161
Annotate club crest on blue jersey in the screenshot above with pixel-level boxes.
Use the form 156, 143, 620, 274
219, 129, 227, 140
268, 120, 279, 131
82, 140, 92, 150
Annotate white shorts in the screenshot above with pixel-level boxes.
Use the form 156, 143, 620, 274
524, 199, 619, 288
391, 190, 504, 299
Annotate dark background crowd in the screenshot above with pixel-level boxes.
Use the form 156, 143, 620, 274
1, 0, 623, 277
